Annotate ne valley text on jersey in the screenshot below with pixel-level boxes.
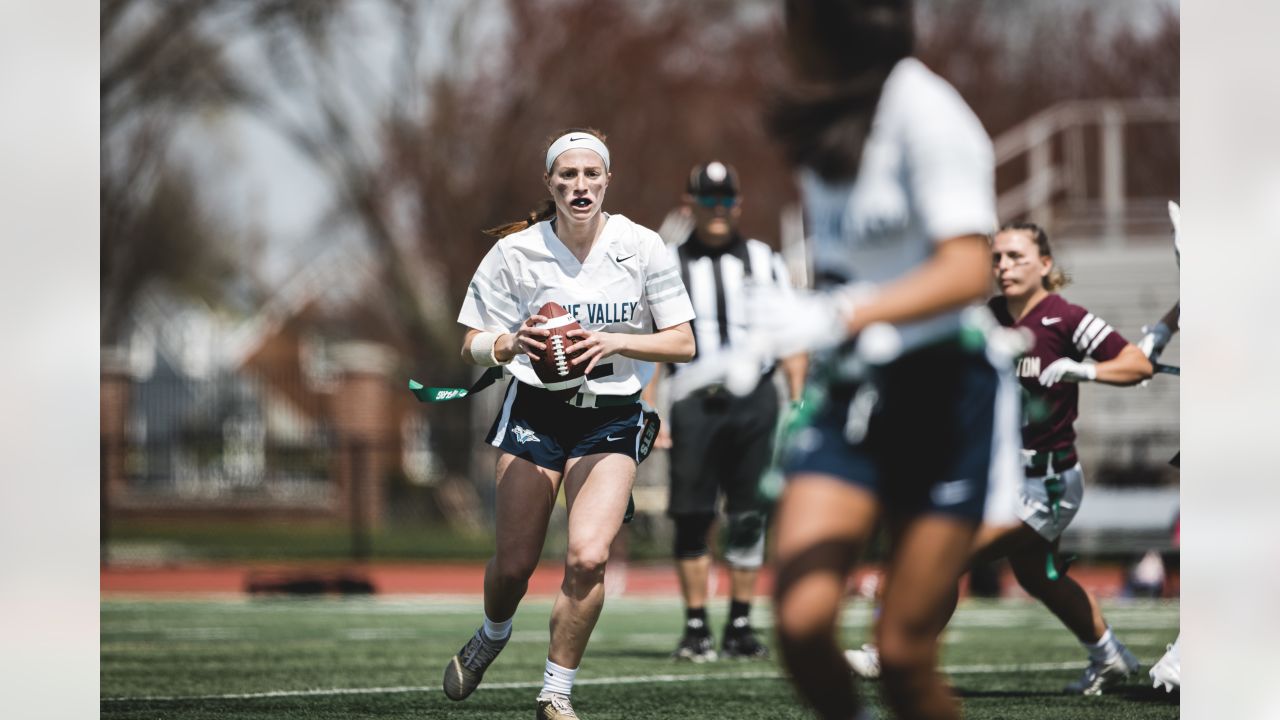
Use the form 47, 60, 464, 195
457, 213, 695, 397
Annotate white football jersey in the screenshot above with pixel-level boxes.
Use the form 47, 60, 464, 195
458, 213, 696, 395
801, 57, 996, 352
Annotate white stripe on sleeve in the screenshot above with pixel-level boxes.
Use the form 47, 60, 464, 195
1086, 326, 1114, 355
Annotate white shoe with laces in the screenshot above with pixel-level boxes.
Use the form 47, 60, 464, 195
1064, 644, 1140, 695
1149, 641, 1180, 692
536, 691, 580, 719
844, 643, 881, 680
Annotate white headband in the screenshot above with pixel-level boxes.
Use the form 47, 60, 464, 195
544, 133, 611, 173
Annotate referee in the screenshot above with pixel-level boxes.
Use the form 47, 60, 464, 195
642, 161, 807, 662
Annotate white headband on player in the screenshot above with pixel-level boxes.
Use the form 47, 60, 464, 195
545, 133, 611, 173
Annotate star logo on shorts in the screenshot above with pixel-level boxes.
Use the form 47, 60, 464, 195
931, 479, 973, 506
512, 426, 540, 444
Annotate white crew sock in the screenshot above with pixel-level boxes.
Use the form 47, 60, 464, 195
482, 614, 513, 642
1084, 627, 1118, 663
541, 659, 577, 697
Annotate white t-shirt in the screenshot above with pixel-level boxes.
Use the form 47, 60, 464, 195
801, 57, 997, 351
458, 213, 696, 396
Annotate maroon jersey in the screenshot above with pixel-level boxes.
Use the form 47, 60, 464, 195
988, 294, 1129, 452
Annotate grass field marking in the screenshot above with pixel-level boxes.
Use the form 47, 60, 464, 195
101, 661, 1092, 704
946, 660, 1083, 674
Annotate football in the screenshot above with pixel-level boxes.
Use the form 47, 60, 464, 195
531, 301, 587, 391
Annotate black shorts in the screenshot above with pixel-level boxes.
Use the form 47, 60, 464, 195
667, 375, 779, 516
782, 341, 1018, 523
485, 380, 646, 473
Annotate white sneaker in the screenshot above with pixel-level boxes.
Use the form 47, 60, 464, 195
1064, 644, 1140, 695
844, 643, 881, 680
536, 691, 580, 719
1149, 642, 1180, 693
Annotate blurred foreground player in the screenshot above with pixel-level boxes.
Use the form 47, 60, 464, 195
643, 161, 807, 662
847, 223, 1154, 696
445, 127, 695, 720
757, 1, 1022, 718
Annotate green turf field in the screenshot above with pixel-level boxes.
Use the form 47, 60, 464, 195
102, 596, 1179, 719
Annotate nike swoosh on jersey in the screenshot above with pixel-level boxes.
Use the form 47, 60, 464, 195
1041, 317, 1062, 326
606, 434, 624, 442
614, 253, 636, 263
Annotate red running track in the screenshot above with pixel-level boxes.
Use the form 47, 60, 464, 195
101, 562, 1153, 598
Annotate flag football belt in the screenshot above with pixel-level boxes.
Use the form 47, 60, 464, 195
1024, 446, 1079, 582
409, 363, 618, 404
410, 362, 658, 525
1024, 447, 1078, 477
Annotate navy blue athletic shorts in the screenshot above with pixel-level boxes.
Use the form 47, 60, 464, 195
485, 380, 646, 473
782, 341, 1015, 522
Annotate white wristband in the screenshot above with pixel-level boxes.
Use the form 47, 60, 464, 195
469, 332, 509, 367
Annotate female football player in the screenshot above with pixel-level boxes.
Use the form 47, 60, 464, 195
981, 223, 1154, 691
756, 2, 1022, 718
847, 222, 1156, 695
443, 127, 695, 720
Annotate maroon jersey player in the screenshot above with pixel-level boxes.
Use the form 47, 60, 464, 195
990, 287, 1131, 454
985, 222, 1154, 694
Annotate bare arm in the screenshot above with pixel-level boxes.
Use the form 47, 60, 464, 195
779, 352, 808, 404
641, 361, 663, 407
569, 321, 696, 374
459, 315, 552, 366
1093, 343, 1155, 386
641, 358, 673, 449
844, 234, 991, 334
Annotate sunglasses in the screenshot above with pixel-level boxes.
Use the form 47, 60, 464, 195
694, 195, 737, 208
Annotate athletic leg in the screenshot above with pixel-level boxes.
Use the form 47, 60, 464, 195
875, 513, 976, 720
667, 394, 723, 659
676, 551, 713, 609
485, 453, 562, 621
445, 453, 560, 701
719, 380, 777, 658
722, 510, 770, 658
1008, 540, 1138, 694
849, 517, 1037, 682
932, 520, 1037, 635
672, 512, 718, 660
1008, 536, 1106, 642
547, 452, 636, 668
773, 475, 878, 720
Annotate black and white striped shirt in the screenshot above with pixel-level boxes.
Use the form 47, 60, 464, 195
667, 232, 793, 380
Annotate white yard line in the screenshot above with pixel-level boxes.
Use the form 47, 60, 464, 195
102, 661, 1088, 703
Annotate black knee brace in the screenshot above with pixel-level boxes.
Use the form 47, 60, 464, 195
673, 513, 716, 559
725, 510, 767, 569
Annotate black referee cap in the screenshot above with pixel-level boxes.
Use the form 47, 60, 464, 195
687, 161, 740, 197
